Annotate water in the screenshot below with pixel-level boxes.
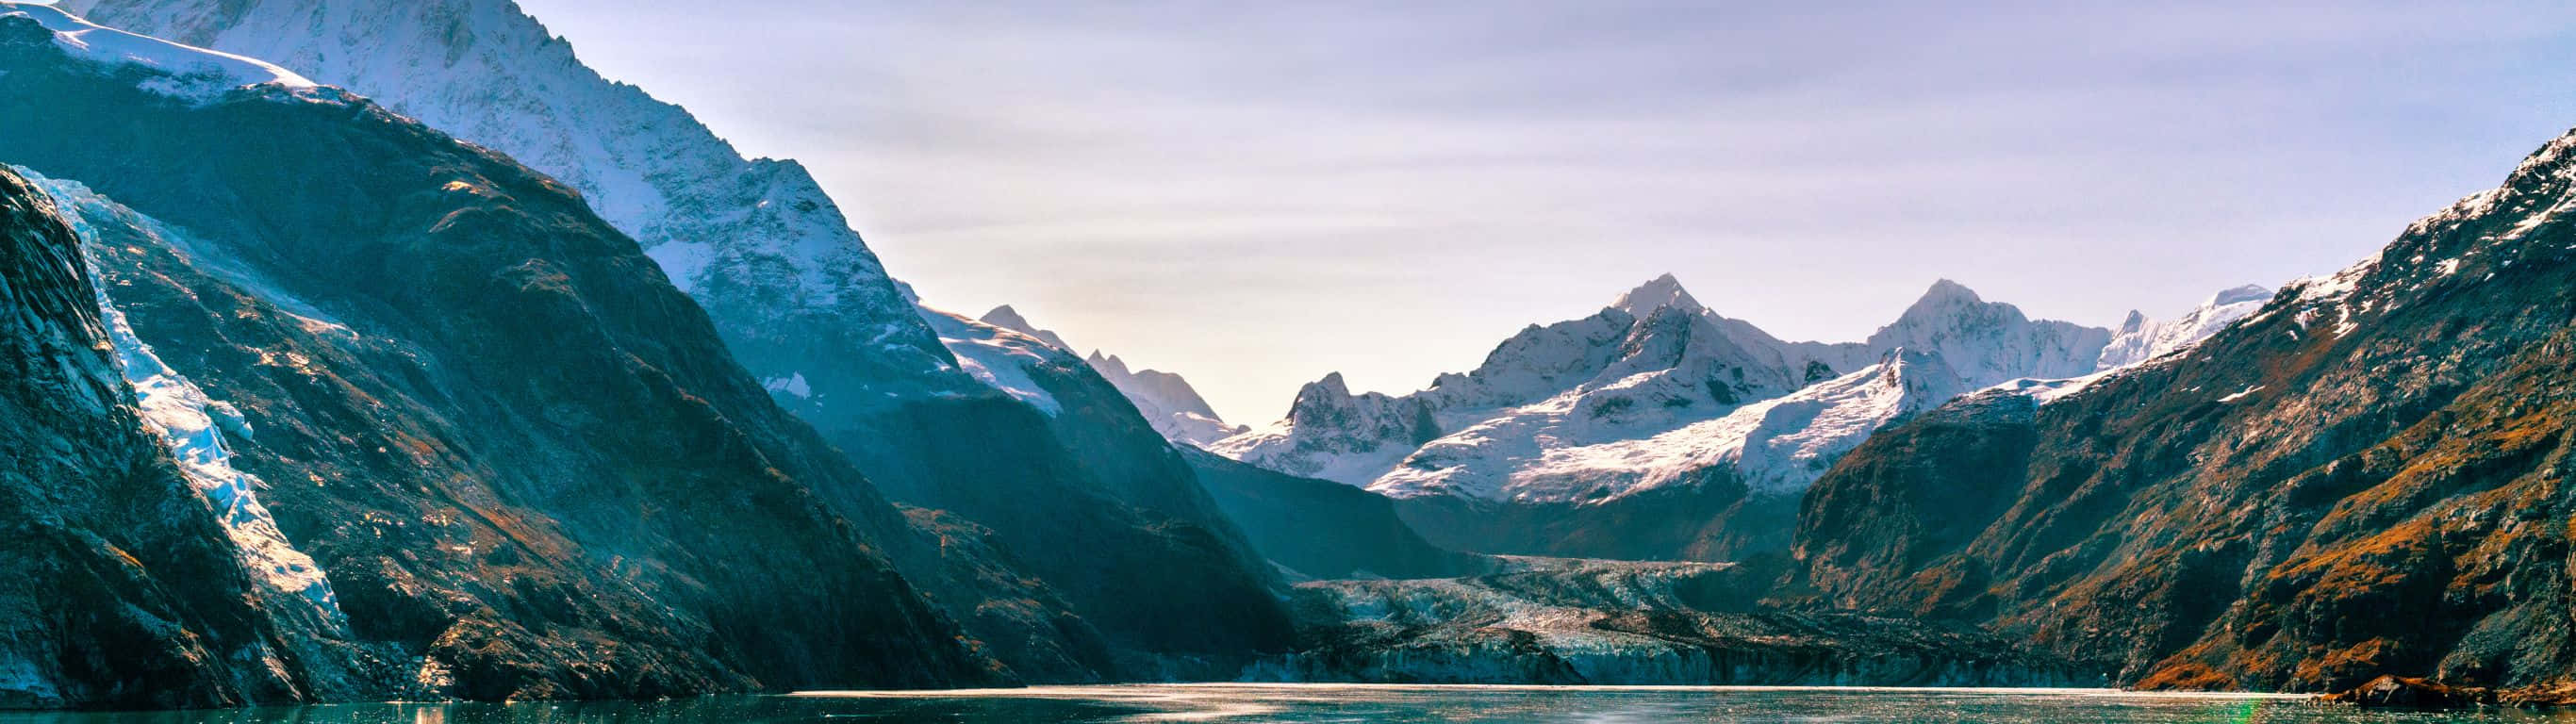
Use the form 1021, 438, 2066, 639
3, 684, 2568, 723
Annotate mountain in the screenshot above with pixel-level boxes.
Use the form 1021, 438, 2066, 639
2096, 285, 2274, 370
1792, 124, 2576, 699
1213, 274, 2112, 561
0, 5, 999, 703
0, 167, 324, 711
61, 0, 966, 411
62, 0, 1296, 677
977, 304, 1247, 447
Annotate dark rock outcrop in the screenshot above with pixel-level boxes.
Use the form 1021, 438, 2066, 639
2323, 675, 2494, 709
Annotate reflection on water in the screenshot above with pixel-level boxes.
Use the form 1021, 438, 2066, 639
4, 684, 2571, 723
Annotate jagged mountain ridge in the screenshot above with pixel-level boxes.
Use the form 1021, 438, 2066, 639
65, 0, 1297, 677
1792, 123, 2576, 697
0, 8, 1001, 702
1206, 274, 2141, 562
2096, 285, 2273, 370
977, 304, 1247, 447
1214, 276, 2112, 503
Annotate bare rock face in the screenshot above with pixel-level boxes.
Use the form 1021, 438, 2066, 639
0, 168, 311, 709
1793, 125, 2576, 694
0, 19, 998, 702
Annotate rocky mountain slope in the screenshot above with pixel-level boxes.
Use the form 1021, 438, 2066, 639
1793, 124, 2576, 697
0, 168, 328, 710
979, 305, 1246, 447
62, 0, 1295, 678
1214, 274, 2122, 561
0, 8, 1000, 702
1181, 447, 1491, 581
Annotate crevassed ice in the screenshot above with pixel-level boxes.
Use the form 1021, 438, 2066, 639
25, 171, 347, 625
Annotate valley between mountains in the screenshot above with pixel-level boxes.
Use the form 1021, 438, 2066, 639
2, 0, 2572, 711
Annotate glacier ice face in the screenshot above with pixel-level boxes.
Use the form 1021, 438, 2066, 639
1215, 275, 2111, 504
27, 171, 346, 628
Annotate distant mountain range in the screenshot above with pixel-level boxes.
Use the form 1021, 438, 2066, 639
8, 0, 2576, 709
1208, 272, 2263, 561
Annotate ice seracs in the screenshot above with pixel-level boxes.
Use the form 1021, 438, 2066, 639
25, 170, 346, 627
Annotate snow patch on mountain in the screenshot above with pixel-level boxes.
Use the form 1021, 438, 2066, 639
0, 2, 310, 100
980, 304, 1073, 352
975, 304, 1246, 446
28, 171, 345, 626
918, 307, 1062, 415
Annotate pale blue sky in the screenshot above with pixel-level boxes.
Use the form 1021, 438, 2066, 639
515, 0, 2575, 423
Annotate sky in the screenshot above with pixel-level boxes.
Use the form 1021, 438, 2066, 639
511, 0, 2576, 424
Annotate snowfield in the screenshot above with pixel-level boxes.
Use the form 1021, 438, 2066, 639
1218, 274, 2267, 506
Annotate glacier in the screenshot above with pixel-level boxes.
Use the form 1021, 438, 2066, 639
25, 170, 346, 627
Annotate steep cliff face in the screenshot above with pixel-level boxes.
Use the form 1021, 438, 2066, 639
0, 169, 315, 710
0, 15, 998, 701
1794, 126, 2576, 695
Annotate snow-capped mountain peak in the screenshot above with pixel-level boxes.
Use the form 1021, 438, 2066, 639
1863, 279, 2111, 387
2095, 284, 2275, 370
980, 304, 1074, 351
971, 304, 1245, 447
1610, 272, 1705, 319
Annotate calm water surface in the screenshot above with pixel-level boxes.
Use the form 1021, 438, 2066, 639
6, 684, 2569, 723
